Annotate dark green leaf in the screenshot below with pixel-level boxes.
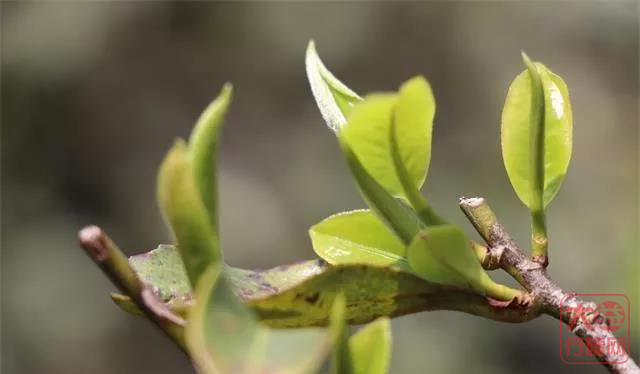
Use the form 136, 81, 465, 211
112, 246, 521, 326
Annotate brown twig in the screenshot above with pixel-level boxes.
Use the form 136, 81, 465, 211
78, 225, 188, 353
459, 197, 639, 374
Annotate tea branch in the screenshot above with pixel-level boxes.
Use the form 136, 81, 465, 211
460, 197, 638, 374
79, 197, 638, 374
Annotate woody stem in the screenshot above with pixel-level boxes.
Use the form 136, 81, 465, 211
459, 197, 638, 374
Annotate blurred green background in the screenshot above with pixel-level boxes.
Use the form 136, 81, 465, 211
2, 2, 638, 374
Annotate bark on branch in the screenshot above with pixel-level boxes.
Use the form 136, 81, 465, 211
459, 197, 638, 374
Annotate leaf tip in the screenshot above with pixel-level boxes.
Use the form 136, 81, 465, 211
307, 39, 316, 53
520, 51, 538, 74
306, 39, 319, 66
220, 82, 233, 101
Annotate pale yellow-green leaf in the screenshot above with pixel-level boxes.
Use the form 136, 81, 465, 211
392, 76, 435, 190
309, 210, 409, 271
501, 62, 572, 208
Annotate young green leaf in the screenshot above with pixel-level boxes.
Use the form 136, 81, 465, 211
501, 58, 572, 209
309, 210, 410, 271
392, 76, 435, 192
407, 225, 519, 301
390, 78, 443, 225
186, 265, 334, 374
339, 79, 442, 225
349, 317, 391, 374
157, 140, 221, 287
339, 135, 422, 244
188, 83, 233, 230
340, 84, 432, 200
306, 40, 362, 132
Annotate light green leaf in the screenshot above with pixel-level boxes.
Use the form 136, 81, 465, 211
157, 140, 221, 286
340, 78, 437, 212
339, 135, 422, 244
309, 210, 409, 271
501, 59, 572, 208
349, 317, 391, 374
340, 95, 401, 197
407, 225, 518, 301
390, 78, 443, 225
306, 41, 362, 132
188, 83, 233, 229
186, 265, 334, 374
392, 76, 435, 191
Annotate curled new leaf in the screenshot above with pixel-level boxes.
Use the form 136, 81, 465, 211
306, 41, 362, 132
186, 265, 336, 374
501, 57, 572, 209
157, 140, 221, 286
407, 225, 519, 301
188, 84, 233, 229
309, 210, 409, 271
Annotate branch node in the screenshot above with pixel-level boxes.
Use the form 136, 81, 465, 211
532, 255, 549, 268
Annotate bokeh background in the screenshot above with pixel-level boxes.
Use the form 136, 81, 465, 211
2, 2, 638, 374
